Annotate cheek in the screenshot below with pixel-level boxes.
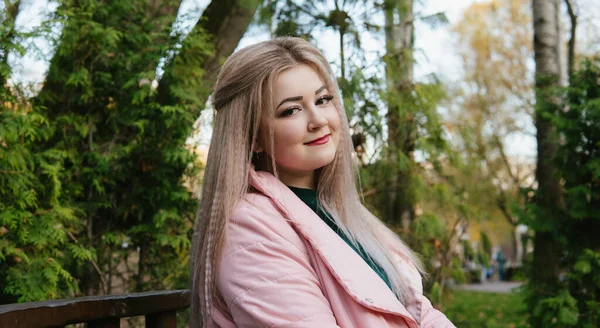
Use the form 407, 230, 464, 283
328, 109, 342, 143
330, 111, 341, 130
273, 122, 304, 150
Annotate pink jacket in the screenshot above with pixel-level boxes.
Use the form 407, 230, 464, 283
211, 169, 455, 328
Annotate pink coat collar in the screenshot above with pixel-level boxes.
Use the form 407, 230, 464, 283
248, 168, 423, 326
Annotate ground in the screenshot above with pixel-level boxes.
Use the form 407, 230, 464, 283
443, 282, 529, 328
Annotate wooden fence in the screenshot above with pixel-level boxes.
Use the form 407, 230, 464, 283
0, 290, 190, 328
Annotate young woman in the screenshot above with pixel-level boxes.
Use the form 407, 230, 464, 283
191, 37, 454, 328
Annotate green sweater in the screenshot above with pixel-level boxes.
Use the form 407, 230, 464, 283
288, 186, 393, 292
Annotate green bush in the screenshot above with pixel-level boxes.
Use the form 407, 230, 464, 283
523, 57, 600, 327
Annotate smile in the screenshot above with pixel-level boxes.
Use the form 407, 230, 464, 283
304, 134, 331, 146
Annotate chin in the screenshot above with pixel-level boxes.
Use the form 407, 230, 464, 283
308, 153, 337, 170
279, 148, 338, 172
286, 156, 335, 172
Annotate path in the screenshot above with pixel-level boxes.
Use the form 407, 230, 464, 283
454, 281, 522, 294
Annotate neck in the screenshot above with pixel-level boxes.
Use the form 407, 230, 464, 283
277, 168, 317, 190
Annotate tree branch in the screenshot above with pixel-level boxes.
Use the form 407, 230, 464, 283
496, 190, 518, 227
492, 134, 520, 186
156, 0, 261, 107
0, 169, 24, 175
564, 0, 577, 82
66, 230, 108, 294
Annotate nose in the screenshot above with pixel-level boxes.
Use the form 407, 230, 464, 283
307, 107, 328, 131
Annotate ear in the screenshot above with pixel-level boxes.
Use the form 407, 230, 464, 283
252, 141, 264, 153
253, 124, 267, 153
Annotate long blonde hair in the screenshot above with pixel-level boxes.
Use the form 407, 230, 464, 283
191, 37, 424, 327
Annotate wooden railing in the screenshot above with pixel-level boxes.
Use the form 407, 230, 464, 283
0, 290, 190, 328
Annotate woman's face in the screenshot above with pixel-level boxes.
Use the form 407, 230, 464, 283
259, 64, 341, 189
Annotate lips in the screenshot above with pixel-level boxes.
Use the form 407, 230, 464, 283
304, 134, 331, 145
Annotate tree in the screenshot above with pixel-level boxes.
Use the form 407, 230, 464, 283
157, 0, 261, 108
32, 0, 201, 295
451, 0, 535, 263
553, 57, 600, 327
379, 0, 449, 231
0, 0, 20, 87
383, 0, 417, 230
527, 0, 566, 325
1, 0, 84, 303
2, 0, 261, 301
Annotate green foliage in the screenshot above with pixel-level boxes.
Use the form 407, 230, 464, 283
555, 58, 600, 223
0, 89, 83, 302
480, 232, 492, 259
1, 2, 86, 302
429, 281, 442, 305
413, 213, 446, 241
400, 212, 467, 298
262, 0, 364, 42
461, 232, 490, 268
1, 0, 211, 302
524, 57, 600, 327
569, 249, 600, 325
361, 78, 449, 222
33, 0, 208, 294
529, 287, 579, 327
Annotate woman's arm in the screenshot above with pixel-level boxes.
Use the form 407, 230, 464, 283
217, 203, 341, 328
383, 232, 455, 328
420, 295, 456, 328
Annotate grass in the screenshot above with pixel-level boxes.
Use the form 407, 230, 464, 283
441, 289, 530, 328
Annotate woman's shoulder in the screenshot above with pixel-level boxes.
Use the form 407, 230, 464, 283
231, 191, 281, 221
228, 191, 296, 237
221, 191, 307, 259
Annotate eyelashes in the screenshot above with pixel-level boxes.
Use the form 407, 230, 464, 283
280, 107, 300, 117
279, 95, 334, 117
316, 95, 334, 105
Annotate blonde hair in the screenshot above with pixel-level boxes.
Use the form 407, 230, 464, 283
191, 37, 423, 327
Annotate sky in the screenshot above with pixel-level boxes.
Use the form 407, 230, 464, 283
8, 0, 475, 84
8, 0, 599, 162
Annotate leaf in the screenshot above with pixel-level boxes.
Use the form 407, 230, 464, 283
418, 12, 449, 29
574, 259, 591, 274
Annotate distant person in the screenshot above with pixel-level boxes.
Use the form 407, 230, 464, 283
497, 250, 506, 281
486, 265, 494, 280
190, 37, 455, 327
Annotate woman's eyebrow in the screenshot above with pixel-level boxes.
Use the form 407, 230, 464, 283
276, 96, 303, 109
314, 85, 327, 94
276, 85, 328, 109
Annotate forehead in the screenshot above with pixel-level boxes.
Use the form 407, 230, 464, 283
273, 64, 326, 100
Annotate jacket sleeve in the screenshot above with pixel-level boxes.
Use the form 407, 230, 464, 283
420, 295, 456, 328
217, 203, 341, 328
384, 232, 455, 328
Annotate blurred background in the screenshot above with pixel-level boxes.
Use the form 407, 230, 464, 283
1, 0, 599, 327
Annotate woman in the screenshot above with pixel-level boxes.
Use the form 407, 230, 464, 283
191, 37, 454, 328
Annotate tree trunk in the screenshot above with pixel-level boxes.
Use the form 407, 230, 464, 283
531, 0, 564, 316
565, 0, 577, 82
340, 29, 345, 81
136, 244, 145, 292
156, 0, 262, 107
384, 0, 416, 229
0, 0, 21, 87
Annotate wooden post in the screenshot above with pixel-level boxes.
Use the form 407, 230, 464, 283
88, 318, 121, 328
146, 311, 177, 328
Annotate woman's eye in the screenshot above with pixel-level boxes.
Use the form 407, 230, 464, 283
281, 107, 300, 117
316, 95, 334, 106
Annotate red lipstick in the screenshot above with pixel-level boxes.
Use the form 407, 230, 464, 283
304, 134, 330, 146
